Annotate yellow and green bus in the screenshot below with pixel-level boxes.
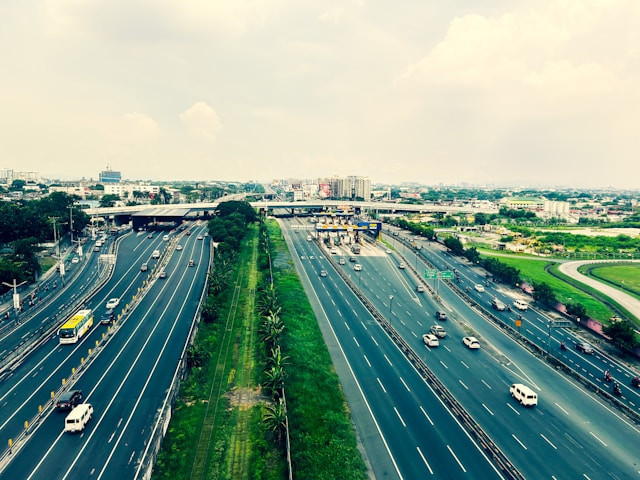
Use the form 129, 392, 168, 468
59, 309, 94, 344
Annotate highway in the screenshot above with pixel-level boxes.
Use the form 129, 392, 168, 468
282, 218, 640, 479
0, 224, 210, 479
392, 230, 640, 414
283, 221, 509, 479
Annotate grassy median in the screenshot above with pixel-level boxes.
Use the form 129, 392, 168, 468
153, 225, 285, 480
266, 220, 367, 480
152, 219, 366, 479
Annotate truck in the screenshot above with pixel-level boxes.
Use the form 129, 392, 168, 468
351, 244, 361, 254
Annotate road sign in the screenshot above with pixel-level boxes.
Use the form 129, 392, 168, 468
424, 269, 437, 279
441, 270, 454, 279
549, 320, 573, 328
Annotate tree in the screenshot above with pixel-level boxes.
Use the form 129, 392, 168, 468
259, 310, 284, 350
474, 213, 488, 225
263, 399, 287, 446
201, 298, 219, 324
158, 187, 172, 204
566, 302, 587, 319
100, 194, 120, 207
603, 318, 639, 351
10, 179, 26, 191
443, 236, 464, 256
186, 345, 209, 369
215, 200, 257, 224
532, 281, 556, 306
464, 246, 481, 264
263, 365, 285, 399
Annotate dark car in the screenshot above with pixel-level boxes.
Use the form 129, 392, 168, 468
435, 311, 447, 321
349, 256, 357, 262
100, 308, 115, 325
575, 342, 594, 354
56, 390, 83, 411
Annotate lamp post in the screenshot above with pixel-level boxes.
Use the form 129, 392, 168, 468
2, 279, 28, 316
389, 295, 394, 316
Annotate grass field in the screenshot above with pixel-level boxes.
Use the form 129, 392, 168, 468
581, 264, 640, 300
481, 253, 615, 322
267, 220, 367, 480
153, 226, 285, 480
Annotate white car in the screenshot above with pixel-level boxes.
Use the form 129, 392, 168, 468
385, 249, 392, 254
197, 235, 203, 240
474, 284, 485, 293
330, 247, 338, 254
422, 333, 439, 347
430, 325, 446, 338
462, 336, 480, 349
354, 264, 362, 271
339, 258, 346, 265
398, 262, 406, 269
105, 298, 120, 309
71, 257, 79, 264
176, 245, 183, 251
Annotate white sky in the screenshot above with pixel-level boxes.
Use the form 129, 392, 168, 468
1, 0, 639, 188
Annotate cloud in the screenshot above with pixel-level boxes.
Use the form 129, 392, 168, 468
396, 0, 639, 91
121, 112, 159, 139
179, 102, 222, 141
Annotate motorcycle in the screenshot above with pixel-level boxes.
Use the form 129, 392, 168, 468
560, 342, 567, 351
604, 371, 612, 382
632, 377, 640, 389
613, 383, 622, 397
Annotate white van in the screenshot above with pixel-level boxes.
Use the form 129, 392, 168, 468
513, 299, 529, 311
152, 249, 160, 259
162, 235, 169, 242
64, 403, 94, 433
510, 383, 538, 407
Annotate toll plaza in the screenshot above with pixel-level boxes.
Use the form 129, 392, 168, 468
314, 221, 382, 244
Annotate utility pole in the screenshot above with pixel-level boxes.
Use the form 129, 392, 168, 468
68, 204, 74, 246
2, 279, 28, 315
49, 217, 60, 261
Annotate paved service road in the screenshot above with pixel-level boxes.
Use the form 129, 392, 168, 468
558, 259, 640, 320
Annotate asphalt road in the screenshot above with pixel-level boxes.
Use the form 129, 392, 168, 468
0, 223, 210, 480
558, 259, 640, 320
284, 221, 508, 479
283, 219, 640, 479
378, 227, 640, 478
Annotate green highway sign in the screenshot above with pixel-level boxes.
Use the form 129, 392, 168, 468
440, 270, 454, 279
424, 269, 437, 279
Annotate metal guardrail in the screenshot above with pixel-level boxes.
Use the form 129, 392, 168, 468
320, 238, 526, 480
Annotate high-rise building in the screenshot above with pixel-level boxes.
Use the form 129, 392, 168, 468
99, 166, 122, 183
321, 175, 371, 200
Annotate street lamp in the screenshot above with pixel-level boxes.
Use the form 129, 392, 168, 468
389, 295, 394, 316
2, 279, 28, 316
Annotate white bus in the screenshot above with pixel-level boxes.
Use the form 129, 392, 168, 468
59, 309, 94, 344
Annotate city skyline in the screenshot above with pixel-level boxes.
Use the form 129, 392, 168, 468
2, 1, 639, 188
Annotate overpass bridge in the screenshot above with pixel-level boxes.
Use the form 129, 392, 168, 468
86, 199, 498, 222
